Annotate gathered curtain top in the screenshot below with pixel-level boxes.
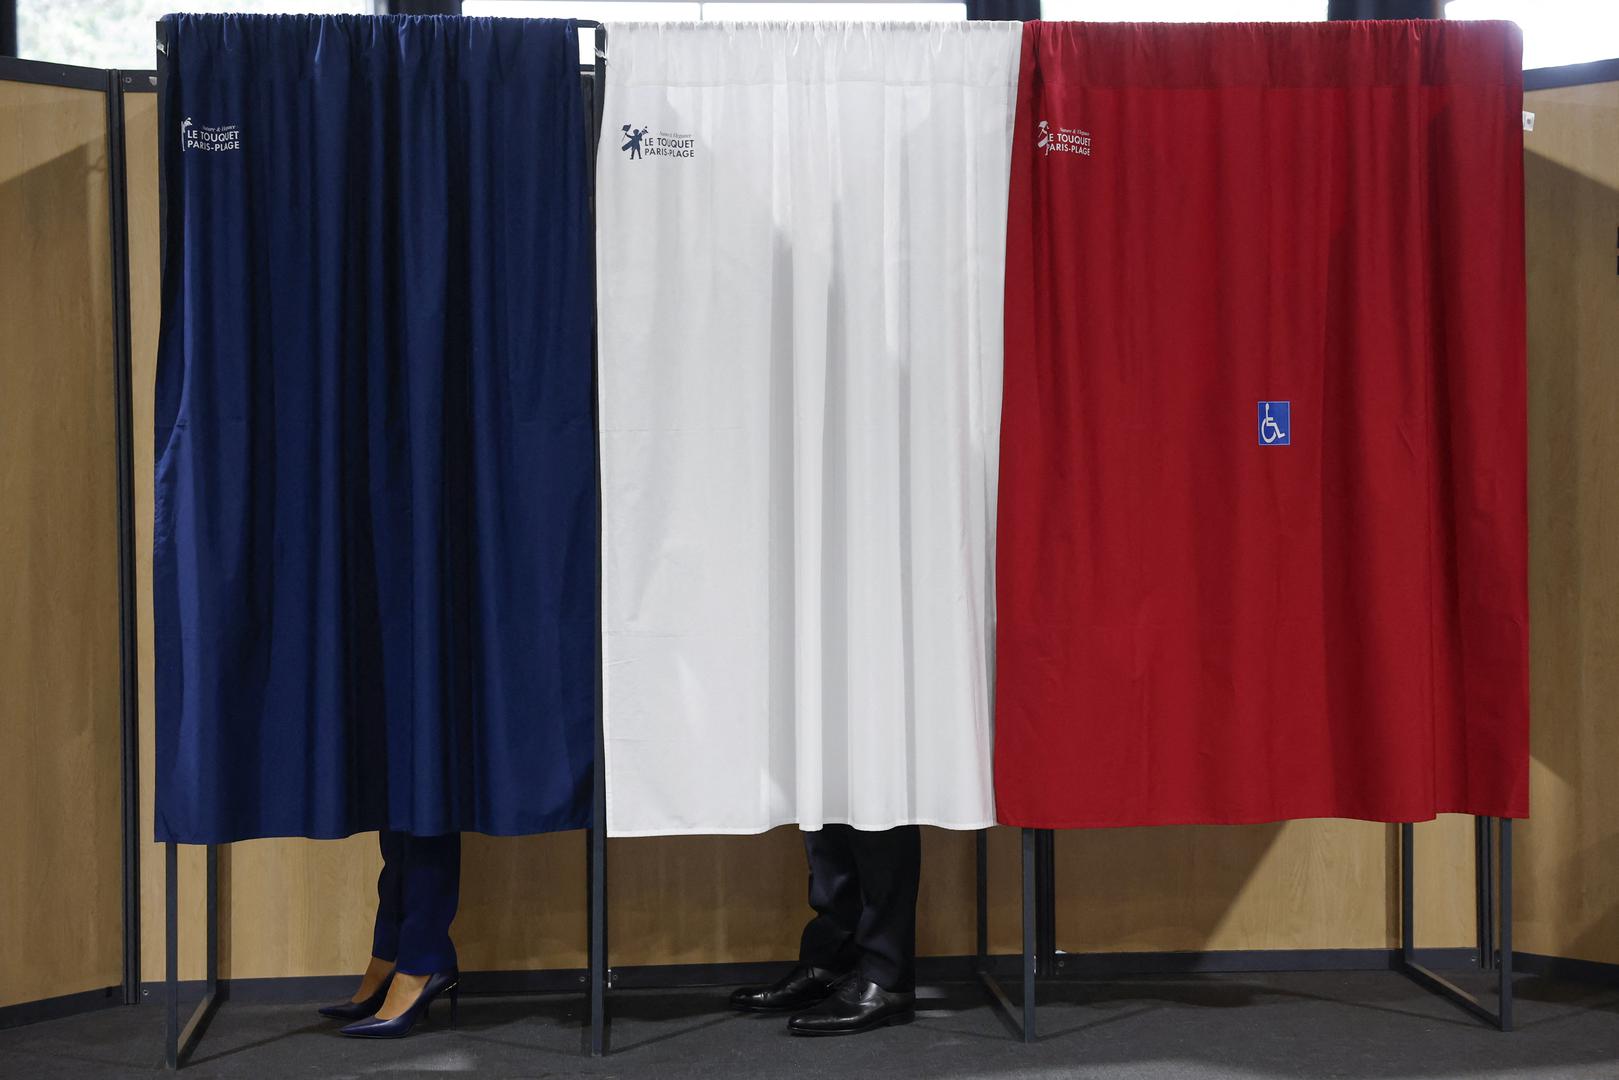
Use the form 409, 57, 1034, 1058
161, 13, 577, 82
604, 20, 1023, 89
1023, 18, 1522, 90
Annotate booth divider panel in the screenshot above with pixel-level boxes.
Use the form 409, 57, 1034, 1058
1520, 79, 1619, 968
0, 78, 124, 1009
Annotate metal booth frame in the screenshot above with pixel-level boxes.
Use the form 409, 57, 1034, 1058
973, 820, 1516, 1043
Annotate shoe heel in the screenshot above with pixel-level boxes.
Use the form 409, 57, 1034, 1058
449, 986, 459, 1029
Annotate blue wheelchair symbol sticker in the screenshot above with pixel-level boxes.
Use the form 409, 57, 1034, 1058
1258, 401, 1290, 446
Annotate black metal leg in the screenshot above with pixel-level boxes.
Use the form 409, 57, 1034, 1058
1498, 819, 1513, 1031
1021, 828, 1037, 1042
975, 829, 988, 966
973, 828, 1036, 1043
205, 846, 219, 1000
1396, 817, 1513, 1031
1400, 822, 1415, 966
588, 824, 607, 1057
586, 22, 609, 1060
164, 843, 223, 1070
1476, 817, 1496, 971
165, 843, 178, 1070
107, 69, 142, 1008
1035, 830, 1057, 977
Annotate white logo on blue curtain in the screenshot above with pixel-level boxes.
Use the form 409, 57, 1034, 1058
181, 117, 242, 153
1258, 401, 1290, 446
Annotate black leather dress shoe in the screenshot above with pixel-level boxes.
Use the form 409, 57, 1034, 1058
786, 975, 915, 1036
729, 965, 845, 1013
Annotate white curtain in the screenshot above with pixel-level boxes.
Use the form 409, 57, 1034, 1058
597, 21, 1020, 836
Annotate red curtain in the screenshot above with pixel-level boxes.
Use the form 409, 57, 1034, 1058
995, 20, 1527, 828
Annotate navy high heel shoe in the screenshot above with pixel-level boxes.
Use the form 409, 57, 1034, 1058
338, 971, 459, 1039
318, 973, 394, 1021
317, 977, 393, 1029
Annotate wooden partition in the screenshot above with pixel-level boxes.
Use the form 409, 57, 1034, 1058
0, 76, 124, 1009
1519, 78, 1619, 967
130, 81, 1619, 987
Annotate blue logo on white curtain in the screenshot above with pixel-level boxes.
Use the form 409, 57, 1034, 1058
620, 124, 648, 159
618, 122, 696, 161
1258, 401, 1290, 446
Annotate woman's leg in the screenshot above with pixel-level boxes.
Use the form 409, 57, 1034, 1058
352, 830, 406, 1002
395, 831, 461, 974
374, 832, 461, 1019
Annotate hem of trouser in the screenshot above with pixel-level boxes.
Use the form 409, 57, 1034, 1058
792, 960, 911, 995
393, 958, 457, 977
857, 966, 914, 994
796, 958, 856, 976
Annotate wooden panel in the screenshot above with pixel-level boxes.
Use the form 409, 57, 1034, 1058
1519, 80, 1619, 966
0, 79, 123, 1008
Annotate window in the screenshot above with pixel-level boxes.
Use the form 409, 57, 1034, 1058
17, 0, 376, 71
698, 3, 965, 19
464, 0, 965, 65
463, 0, 701, 63
1038, 0, 1325, 19
1445, 0, 1619, 70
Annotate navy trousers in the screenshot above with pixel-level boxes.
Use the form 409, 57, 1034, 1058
798, 825, 921, 993
371, 831, 461, 976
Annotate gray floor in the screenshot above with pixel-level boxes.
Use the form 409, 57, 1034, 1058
5, 972, 1619, 1079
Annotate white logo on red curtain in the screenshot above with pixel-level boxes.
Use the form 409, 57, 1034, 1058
1037, 119, 1091, 159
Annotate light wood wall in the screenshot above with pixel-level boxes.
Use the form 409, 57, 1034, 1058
1518, 79, 1619, 966
0, 79, 124, 1008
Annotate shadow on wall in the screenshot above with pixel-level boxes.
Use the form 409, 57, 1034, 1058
1522, 141, 1619, 965
1055, 823, 1287, 953
0, 107, 124, 1008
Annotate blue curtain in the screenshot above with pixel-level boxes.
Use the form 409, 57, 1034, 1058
1327, 0, 1436, 16
966, 0, 1039, 21
153, 14, 595, 843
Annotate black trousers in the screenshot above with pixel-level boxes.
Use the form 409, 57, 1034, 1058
371, 831, 461, 976
797, 825, 921, 993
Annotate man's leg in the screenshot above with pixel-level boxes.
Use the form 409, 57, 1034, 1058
798, 825, 864, 975
729, 825, 860, 1012
787, 825, 920, 1036
846, 824, 921, 993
